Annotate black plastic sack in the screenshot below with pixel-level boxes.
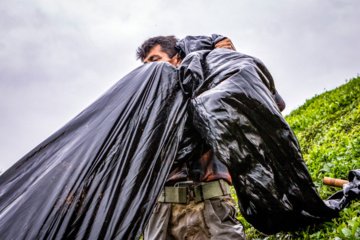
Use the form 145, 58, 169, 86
1, 35, 359, 239
180, 48, 340, 234
0, 63, 187, 239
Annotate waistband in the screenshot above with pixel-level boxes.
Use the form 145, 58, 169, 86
158, 179, 231, 204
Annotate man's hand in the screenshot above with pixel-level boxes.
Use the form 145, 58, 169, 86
215, 38, 236, 51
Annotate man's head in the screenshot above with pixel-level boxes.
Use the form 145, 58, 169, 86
136, 35, 181, 66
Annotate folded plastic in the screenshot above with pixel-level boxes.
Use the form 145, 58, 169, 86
1, 46, 359, 239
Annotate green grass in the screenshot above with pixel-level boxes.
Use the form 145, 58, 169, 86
232, 76, 360, 239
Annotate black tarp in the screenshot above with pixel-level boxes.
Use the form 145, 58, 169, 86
1, 36, 359, 239
0, 63, 187, 239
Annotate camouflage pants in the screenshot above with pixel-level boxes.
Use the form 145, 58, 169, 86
144, 195, 246, 240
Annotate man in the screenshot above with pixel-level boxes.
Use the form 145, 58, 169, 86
136, 35, 249, 240
1, 30, 356, 240
1, 33, 353, 240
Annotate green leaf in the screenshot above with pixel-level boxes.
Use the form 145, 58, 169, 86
341, 228, 352, 238
351, 221, 359, 237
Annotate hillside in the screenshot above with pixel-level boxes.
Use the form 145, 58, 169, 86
286, 76, 360, 195
242, 76, 360, 239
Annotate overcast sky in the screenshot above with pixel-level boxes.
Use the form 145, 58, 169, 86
1, 0, 359, 172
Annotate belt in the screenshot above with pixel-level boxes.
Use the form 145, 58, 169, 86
158, 179, 231, 204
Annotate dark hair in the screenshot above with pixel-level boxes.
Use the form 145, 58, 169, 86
136, 35, 179, 62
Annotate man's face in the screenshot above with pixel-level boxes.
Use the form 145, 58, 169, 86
143, 44, 180, 66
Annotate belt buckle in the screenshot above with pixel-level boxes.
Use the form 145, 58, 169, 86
174, 181, 194, 204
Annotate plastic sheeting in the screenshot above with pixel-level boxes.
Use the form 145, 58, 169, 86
180, 48, 359, 234
1, 36, 359, 239
0, 63, 187, 239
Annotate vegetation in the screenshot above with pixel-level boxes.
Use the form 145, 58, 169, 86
232, 76, 360, 239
